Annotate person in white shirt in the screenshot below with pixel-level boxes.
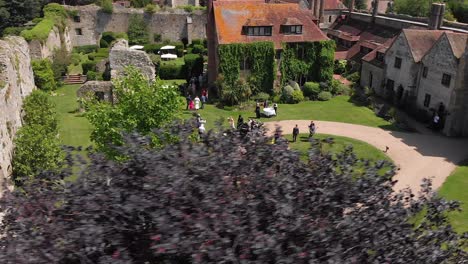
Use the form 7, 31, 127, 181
194, 96, 201, 110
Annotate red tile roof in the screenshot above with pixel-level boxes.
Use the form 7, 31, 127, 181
213, 1, 328, 49
323, 0, 347, 10
445, 32, 468, 59
402, 29, 445, 62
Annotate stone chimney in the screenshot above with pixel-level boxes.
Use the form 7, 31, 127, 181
348, 0, 354, 13
428, 3, 445, 30
319, 0, 325, 23
372, 0, 380, 20
313, 0, 320, 19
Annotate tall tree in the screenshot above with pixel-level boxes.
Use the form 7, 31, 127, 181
85, 67, 183, 158
4, 0, 45, 28
0, 124, 466, 263
127, 14, 149, 45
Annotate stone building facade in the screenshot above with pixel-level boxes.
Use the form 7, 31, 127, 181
65, 5, 207, 47
382, 29, 444, 105
0, 37, 36, 188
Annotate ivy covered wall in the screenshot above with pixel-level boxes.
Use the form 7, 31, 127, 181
280, 40, 335, 85
218, 42, 275, 95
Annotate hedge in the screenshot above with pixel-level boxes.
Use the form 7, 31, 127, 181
73, 45, 99, 54
82, 61, 97, 75
159, 63, 184, 79
303, 81, 321, 99
143, 43, 165, 54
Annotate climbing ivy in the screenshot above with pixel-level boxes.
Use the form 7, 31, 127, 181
218, 42, 275, 95
281, 40, 335, 85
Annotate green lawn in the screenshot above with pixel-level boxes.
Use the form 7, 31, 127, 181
187, 96, 394, 130
438, 162, 468, 234
286, 133, 393, 176
49, 84, 93, 147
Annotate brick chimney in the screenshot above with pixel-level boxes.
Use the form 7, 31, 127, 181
313, 0, 320, 19
428, 3, 445, 30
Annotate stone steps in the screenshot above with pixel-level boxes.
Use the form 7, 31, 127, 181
63, 74, 87, 84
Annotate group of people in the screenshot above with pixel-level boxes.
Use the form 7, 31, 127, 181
255, 100, 278, 119
292, 121, 316, 142
227, 115, 263, 133
186, 89, 208, 110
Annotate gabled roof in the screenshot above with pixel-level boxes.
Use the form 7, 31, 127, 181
445, 32, 468, 59
213, 1, 328, 49
402, 29, 445, 62
323, 0, 347, 10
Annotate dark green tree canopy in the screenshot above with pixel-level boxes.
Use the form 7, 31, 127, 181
0, 123, 466, 263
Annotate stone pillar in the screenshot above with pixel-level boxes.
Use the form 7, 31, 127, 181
313, 0, 320, 19
319, 0, 325, 23
349, 0, 354, 12
372, 0, 380, 22
186, 16, 193, 45
428, 3, 445, 30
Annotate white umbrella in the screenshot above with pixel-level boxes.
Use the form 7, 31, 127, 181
161, 53, 178, 59
160, 45, 176, 50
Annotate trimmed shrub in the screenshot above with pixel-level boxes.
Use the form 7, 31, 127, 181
86, 71, 97, 81
291, 89, 305, 104
99, 38, 109, 48
158, 63, 184, 79
280, 85, 294, 103
3, 27, 28, 36
347, 72, 360, 83
82, 61, 97, 75
303, 81, 321, 100
51, 47, 71, 82
252, 92, 270, 102
318, 91, 332, 101
73, 45, 98, 54
143, 43, 165, 54
191, 39, 203, 46
32, 59, 57, 91
329, 79, 342, 95
191, 44, 205, 55
71, 53, 81, 66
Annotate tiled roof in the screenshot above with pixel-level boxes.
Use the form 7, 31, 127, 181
323, 0, 347, 10
213, 1, 328, 49
402, 29, 445, 62
445, 32, 468, 59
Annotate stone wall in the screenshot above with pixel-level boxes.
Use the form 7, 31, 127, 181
66, 5, 207, 47
28, 26, 73, 60
384, 33, 420, 98
417, 35, 459, 111
109, 39, 155, 81
360, 61, 384, 94
0, 37, 36, 188
77, 81, 114, 104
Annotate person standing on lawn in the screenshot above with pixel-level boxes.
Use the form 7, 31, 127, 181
308, 121, 316, 138
185, 94, 191, 110
255, 102, 261, 119
292, 124, 299, 142
201, 94, 206, 109
194, 96, 201, 110
273, 103, 278, 116
237, 115, 244, 129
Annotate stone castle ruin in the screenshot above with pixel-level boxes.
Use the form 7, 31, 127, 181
65, 5, 207, 47
109, 39, 156, 81
0, 37, 36, 187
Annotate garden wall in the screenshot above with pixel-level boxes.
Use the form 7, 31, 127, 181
66, 5, 207, 47
28, 26, 73, 60
0, 37, 36, 190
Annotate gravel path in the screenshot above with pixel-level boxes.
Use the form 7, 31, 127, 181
264, 120, 468, 193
